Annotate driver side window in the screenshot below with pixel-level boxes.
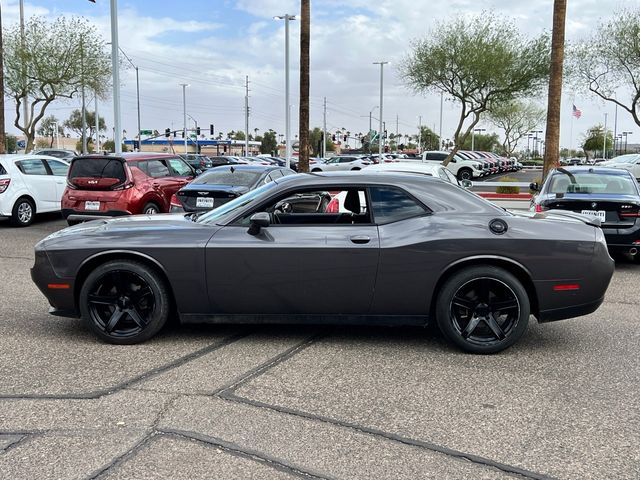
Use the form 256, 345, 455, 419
240, 188, 370, 226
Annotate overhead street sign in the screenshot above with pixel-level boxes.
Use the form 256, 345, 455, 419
140, 130, 153, 136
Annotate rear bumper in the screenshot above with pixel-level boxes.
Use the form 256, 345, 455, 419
538, 296, 604, 322
63, 208, 130, 220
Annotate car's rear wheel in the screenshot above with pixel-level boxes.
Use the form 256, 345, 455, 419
436, 266, 530, 354
351, 167, 361, 171
143, 202, 160, 215
311, 168, 322, 172
79, 260, 170, 344
10, 197, 35, 227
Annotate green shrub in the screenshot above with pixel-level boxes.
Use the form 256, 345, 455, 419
496, 176, 520, 194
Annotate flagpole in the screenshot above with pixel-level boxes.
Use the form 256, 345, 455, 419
569, 97, 575, 155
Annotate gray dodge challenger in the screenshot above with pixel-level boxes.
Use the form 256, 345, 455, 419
31, 172, 614, 353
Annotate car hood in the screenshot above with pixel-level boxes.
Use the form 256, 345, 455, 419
38, 214, 205, 246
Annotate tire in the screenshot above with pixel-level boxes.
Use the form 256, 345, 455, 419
79, 260, 171, 344
311, 168, 322, 172
142, 202, 160, 215
435, 265, 530, 354
10, 197, 35, 227
457, 169, 472, 181
351, 167, 361, 171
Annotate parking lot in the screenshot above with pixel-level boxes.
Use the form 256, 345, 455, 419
0, 214, 638, 479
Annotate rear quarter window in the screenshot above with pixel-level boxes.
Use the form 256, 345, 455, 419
0, 162, 6, 175
16, 159, 48, 175
370, 186, 427, 224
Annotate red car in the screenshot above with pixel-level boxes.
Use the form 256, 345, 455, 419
62, 153, 195, 224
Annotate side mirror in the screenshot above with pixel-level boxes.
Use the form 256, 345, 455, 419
460, 179, 472, 189
529, 182, 540, 192
248, 212, 270, 236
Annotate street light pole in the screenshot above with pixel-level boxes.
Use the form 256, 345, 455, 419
109, 0, 122, 153
373, 61, 389, 159
274, 14, 296, 168
471, 128, 486, 151
603, 113, 608, 159
180, 83, 189, 155
19, 0, 28, 142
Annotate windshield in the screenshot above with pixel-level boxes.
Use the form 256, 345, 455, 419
607, 155, 639, 164
548, 171, 638, 195
194, 170, 260, 186
196, 181, 278, 224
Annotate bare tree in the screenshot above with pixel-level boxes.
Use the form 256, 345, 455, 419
489, 101, 546, 156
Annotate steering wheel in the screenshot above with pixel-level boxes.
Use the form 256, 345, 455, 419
274, 201, 293, 214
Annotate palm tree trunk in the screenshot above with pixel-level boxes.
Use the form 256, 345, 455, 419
543, 0, 567, 179
298, 0, 310, 172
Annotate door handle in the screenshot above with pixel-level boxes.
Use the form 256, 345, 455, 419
350, 235, 371, 244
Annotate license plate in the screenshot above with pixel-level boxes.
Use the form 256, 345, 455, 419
580, 210, 606, 221
84, 201, 100, 211
196, 197, 214, 208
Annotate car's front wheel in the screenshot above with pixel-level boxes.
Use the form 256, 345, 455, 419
435, 266, 530, 354
457, 168, 473, 181
143, 202, 160, 215
79, 260, 170, 344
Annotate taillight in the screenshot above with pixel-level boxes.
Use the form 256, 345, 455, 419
170, 194, 181, 207
534, 204, 548, 213
326, 197, 339, 213
619, 211, 640, 218
0, 178, 10, 193
66, 179, 77, 190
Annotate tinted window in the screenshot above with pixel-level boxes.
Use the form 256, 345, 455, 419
16, 159, 48, 175
69, 158, 126, 181
425, 153, 447, 161
0, 163, 6, 175
167, 157, 193, 176
46, 159, 69, 176
193, 170, 260, 186
146, 160, 171, 178
370, 186, 427, 224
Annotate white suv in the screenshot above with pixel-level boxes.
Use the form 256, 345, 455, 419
0, 155, 69, 226
601, 154, 640, 180
421, 151, 484, 181
310, 155, 372, 172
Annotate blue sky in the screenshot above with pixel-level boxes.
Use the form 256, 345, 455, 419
3, 0, 639, 150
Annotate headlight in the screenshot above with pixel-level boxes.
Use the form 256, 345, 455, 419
473, 163, 482, 170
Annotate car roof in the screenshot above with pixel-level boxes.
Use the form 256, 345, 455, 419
364, 162, 441, 174
0, 154, 67, 163
551, 166, 634, 174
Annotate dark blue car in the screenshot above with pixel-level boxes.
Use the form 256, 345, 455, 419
531, 166, 640, 259
174, 164, 296, 213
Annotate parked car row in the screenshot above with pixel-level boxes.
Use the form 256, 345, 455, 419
421, 151, 521, 181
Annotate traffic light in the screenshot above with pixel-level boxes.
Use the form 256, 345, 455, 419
332, 134, 336, 141
165, 128, 170, 138
384, 130, 388, 139
343, 135, 347, 142
181, 130, 185, 138
196, 127, 201, 136
210, 124, 214, 135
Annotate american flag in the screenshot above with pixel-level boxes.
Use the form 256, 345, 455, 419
572, 104, 582, 119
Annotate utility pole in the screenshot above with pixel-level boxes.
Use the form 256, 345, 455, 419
245, 75, 249, 156
118, 47, 141, 152
603, 113, 608, 159
373, 61, 389, 158
19, 0, 28, 148
180, 83, 188, 155
322, 96, 327, 159
418, 115, 422, 154
0, 2, 5, 154
95, 93, 99, 152
274, 14, 296, 169
439, 91, 443, 149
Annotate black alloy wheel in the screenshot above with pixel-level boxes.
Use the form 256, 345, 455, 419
79, 260, 170, 344
10, 197, 35, 227
436, 266, 530, 353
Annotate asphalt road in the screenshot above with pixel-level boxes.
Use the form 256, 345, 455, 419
0, 214, 638, 479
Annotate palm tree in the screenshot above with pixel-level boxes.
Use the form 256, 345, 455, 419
298, 0, 310, 172
543, 0, 567, 179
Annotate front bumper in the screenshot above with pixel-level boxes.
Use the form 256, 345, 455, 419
31, 250, 78, 317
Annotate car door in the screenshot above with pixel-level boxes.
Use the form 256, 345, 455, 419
144, 159, 176, 209
15, 158, 59, 211
205, 186, 380, 315
44, 158, 69, 200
